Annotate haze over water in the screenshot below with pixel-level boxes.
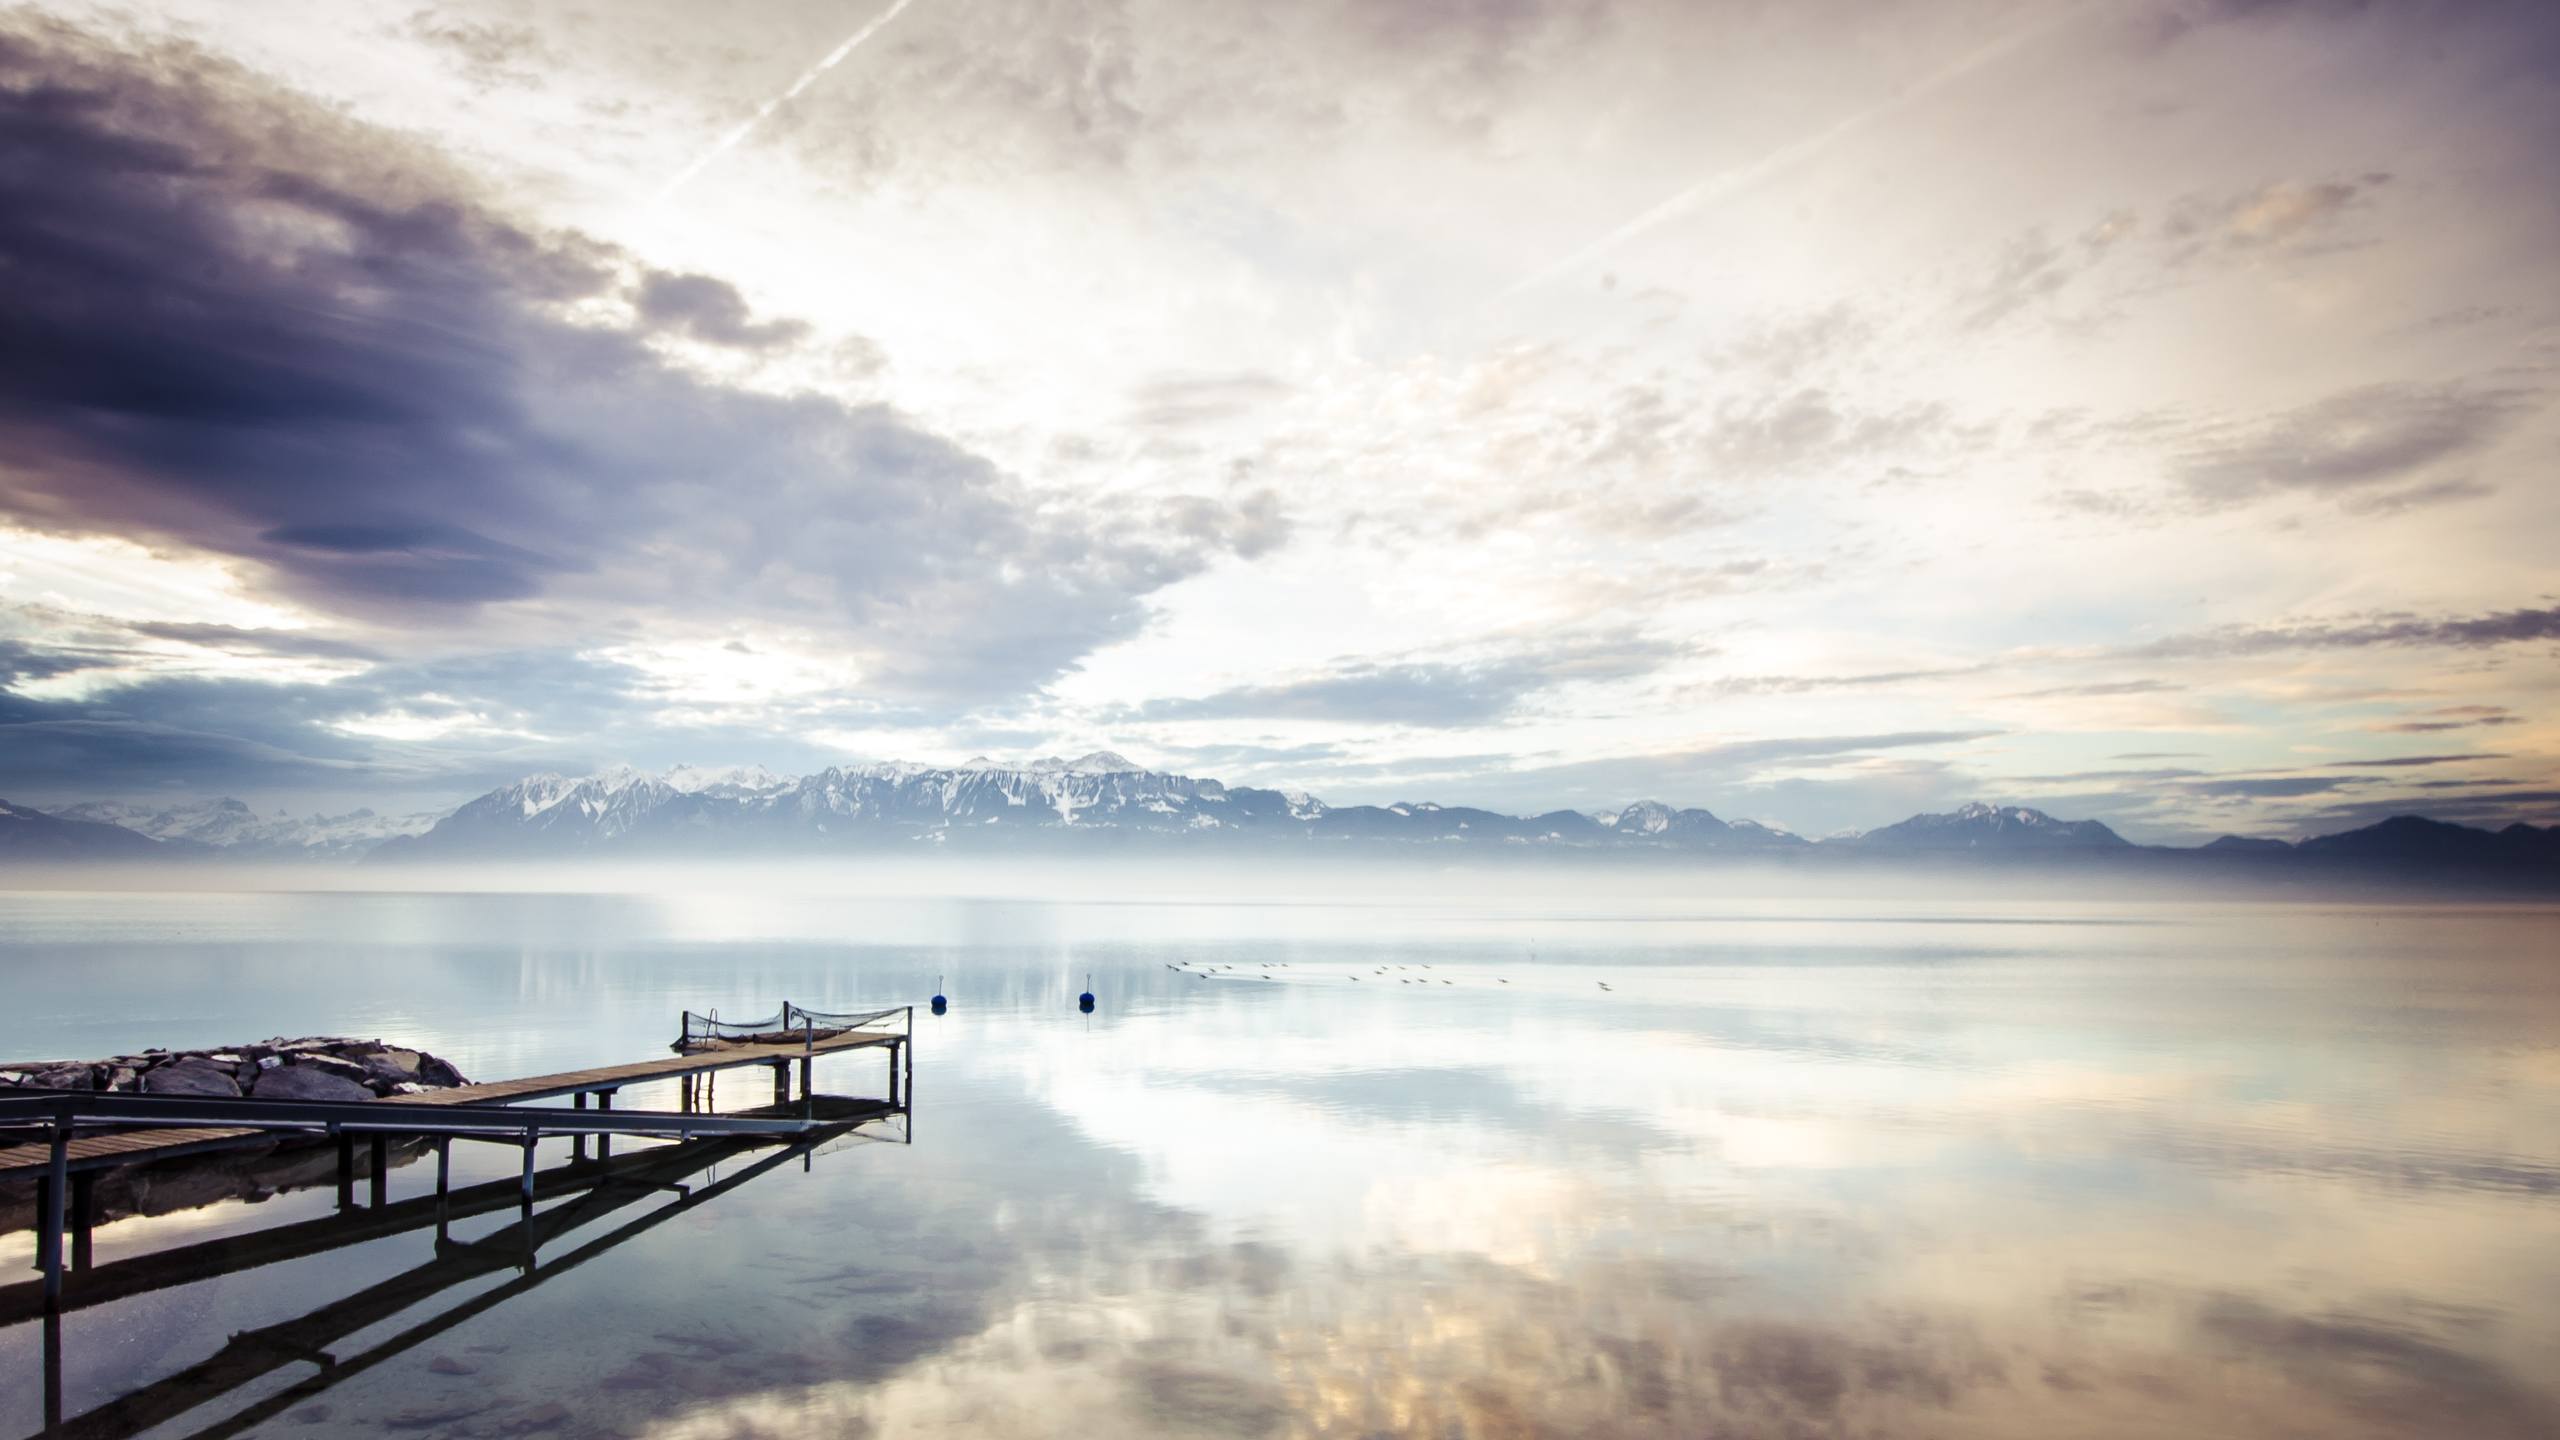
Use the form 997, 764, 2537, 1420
4, 884, 2555, 1438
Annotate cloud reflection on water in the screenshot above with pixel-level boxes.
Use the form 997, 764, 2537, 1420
2, 894, 2555, 1437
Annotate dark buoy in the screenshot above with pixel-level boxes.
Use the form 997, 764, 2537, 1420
931, 974, 948, 1015
1078, 973, 1096, 1014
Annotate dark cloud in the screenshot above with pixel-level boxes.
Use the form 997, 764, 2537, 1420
0, 645, 924, 804
0, 20, 1249, 701
2179, 774, 2364, 798
2368, 704, 2523, 733
2296, 789, 2560, 832
2175, 382, 2536, 508
122, 622, 382, 661
631, 270, 812, 350
2332, 753, 2507, 769
2124, 604, 2560, 661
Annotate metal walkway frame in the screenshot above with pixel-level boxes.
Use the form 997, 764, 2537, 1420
17, 1097, 907, 1439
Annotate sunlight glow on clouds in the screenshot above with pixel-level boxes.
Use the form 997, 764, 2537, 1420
0, 0, 2554, 839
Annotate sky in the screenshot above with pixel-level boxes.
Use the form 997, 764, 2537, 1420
0, 0, 2554, 843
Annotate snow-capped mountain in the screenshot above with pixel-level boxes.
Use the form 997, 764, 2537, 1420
49, 798, 440, 859
661, 763, 792, 797
1842, 802, 2129, 850
2, 799, 163, 858
11, 764, 2551, 882
360, 759, 1863, 861
1600, 801, 1808, 848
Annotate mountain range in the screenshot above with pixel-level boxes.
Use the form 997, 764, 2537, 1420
1, 753, 2553, 882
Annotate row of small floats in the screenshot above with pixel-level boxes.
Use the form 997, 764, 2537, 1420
926, 975, 1099, 1016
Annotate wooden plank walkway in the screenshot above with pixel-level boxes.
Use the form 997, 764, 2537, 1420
0, 1030, 901, 1181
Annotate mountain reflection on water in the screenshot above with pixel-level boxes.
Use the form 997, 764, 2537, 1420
1, 890, 2555, 1438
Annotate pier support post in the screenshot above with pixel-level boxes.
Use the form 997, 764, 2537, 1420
772, 1058, 788, 1106
43, 1308, 62, 1431
435, 1138, 452, 1243
369, 1133, 389, 1208
39, 1121, 67, 1301
798, 1055, 812, 1098
519, 1129, 538, 1211
334, 1128, 354, 1210
573, 1092, 588, 1162
70, 1170, 95, 1273
598, 1090, 615, 1161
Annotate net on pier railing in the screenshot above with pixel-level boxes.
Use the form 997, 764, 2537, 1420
784, 1004, 905, 1033
677, 1008, 787, 1050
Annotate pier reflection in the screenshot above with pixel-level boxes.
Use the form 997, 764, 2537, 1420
8, 1095, 909, 1439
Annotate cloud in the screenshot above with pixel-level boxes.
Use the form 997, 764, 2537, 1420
1156, 488, 1293, 560
2163, 174, 2386, 264
2332, 753, 2508, 769
1125, 372, 1295, 428
2174, 382, 2535, 508
0, 20, 1250, 703
1690, 665, 1985, 699
402, 9, 556, 89
1439, 731, 2002, 819
1716, 303, 1877, 382
0, 639, 950, 802
2180, 774, 2364, 798
2367, 704, 2523, 733
632, 270, 813, 350
2124, 604, 2560, 661
2008, 679, 2181, 699
1117, 632, 1685, 728
1701, 388, 1958, 478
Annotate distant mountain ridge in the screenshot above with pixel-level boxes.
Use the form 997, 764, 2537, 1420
0, 799, 163, 858
1843, 802, 2129, 850
50, 797, 441, 859
1, 756, 2552, 884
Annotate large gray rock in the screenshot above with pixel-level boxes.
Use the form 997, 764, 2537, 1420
361, 1046, 423, 1079
33, 1065, 96, 1091
144, 1060, 241, 1097
286, 1052, 374, 1086
250, 1064, 375, 1103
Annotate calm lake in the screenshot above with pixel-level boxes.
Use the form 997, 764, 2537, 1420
2, 887, 2556, 1438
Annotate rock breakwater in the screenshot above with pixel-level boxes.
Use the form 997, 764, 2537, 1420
0, 1036, 470, 1102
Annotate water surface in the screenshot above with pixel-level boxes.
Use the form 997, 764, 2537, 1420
2, 889, 2555, 1438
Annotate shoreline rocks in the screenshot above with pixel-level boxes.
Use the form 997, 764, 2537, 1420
0, 1035, 471, 1101
0, 1035, 472, 1237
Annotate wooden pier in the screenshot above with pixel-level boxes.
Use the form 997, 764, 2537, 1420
2, 1012, 912, 1311
1, 1026, 906, 1185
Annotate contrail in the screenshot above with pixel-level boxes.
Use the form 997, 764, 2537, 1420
650, 0, 924, 207
1493, 4, 2088, 302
